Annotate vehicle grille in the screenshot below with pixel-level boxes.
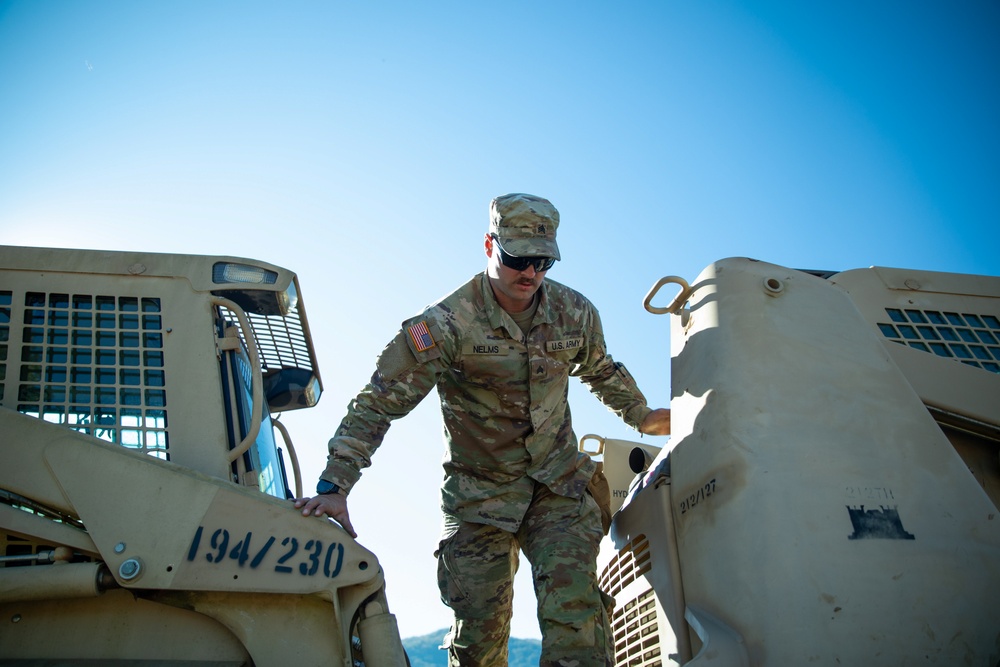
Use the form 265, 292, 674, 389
2, 290, 168, 459
601, 534, 662, 667
877, 307, 1000, 374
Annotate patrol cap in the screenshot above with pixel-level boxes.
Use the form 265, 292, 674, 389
489, 193, 561, 261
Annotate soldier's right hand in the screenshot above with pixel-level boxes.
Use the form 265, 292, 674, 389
294, 493, 357, 538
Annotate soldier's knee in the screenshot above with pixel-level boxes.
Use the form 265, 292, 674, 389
436, 527, 516, 619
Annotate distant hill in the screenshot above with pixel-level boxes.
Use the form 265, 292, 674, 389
402, 628, 541, 667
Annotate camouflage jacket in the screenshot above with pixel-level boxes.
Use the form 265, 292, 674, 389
321, 272, 652, 531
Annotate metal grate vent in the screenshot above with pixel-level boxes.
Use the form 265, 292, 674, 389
611, 587, 661, 667
10, 291, 169, 459
601, 533, 652, 598
222, 307, 313, 375
601, 534, 661, 667
877, 308, 1000, 374
0, 291, 10, 403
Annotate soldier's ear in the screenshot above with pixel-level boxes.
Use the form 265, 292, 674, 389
484, 233, 494, 258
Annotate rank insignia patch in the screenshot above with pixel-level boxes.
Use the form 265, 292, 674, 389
408, 321, 436, 352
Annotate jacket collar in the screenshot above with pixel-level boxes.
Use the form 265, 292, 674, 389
476, 272, 558, 337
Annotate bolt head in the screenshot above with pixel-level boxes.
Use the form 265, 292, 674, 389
119, 558, 142, 581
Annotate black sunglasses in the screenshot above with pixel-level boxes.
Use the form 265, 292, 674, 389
492, 236, 557, 273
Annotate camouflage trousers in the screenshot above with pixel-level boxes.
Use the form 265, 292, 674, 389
436, 481, 613, 667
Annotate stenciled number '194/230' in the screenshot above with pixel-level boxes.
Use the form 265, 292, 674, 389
186, 526, 344, 578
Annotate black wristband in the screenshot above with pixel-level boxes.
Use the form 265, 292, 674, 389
316, 480, 340, 495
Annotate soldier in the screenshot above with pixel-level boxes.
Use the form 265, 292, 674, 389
296, 193, 671, 666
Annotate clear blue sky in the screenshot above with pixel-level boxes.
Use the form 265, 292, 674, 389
2, 0, 998, 641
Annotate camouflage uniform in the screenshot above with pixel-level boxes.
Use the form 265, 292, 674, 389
320, 194, 652, 666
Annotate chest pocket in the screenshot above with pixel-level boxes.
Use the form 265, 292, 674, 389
457, 339, 518, 389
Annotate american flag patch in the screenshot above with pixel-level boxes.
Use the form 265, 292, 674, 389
408, 321, 436, 352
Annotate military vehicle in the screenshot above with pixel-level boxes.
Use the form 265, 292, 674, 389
3, 245, 998, 666
594, 258, 1000, 666
0, 245, 406, 666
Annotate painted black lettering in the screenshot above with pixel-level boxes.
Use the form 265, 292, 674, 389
300, 539, 323, 576
250, 535, 275, 569
324, 543, 344, 578
275, 536, 298, 573
191, 527, 344, 578
229, 532, 252, 567
679, 478, 716, 515
207, 529, 229, 564
187, 526, 204, 562
846, 486, 895, 501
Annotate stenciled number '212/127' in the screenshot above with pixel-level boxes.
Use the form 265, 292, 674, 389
679, 478, 717, 515
186, 526, 344, 578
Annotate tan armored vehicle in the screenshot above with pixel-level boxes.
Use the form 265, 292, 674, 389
595, 258, 1000, 666
0, 245, 406, 666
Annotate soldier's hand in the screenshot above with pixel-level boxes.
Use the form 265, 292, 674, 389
294, 493, 357, 538
640, 408, 671, 436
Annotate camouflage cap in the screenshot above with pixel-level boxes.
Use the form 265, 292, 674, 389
489, 193, 561, 261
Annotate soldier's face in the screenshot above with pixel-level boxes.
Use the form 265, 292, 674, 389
485, 234, 547, 313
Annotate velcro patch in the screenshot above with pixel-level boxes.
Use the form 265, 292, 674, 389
547, 337, 584, 353
375, 332, 419, 385
464, 341, 508, 355
408, 321, 436, 352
